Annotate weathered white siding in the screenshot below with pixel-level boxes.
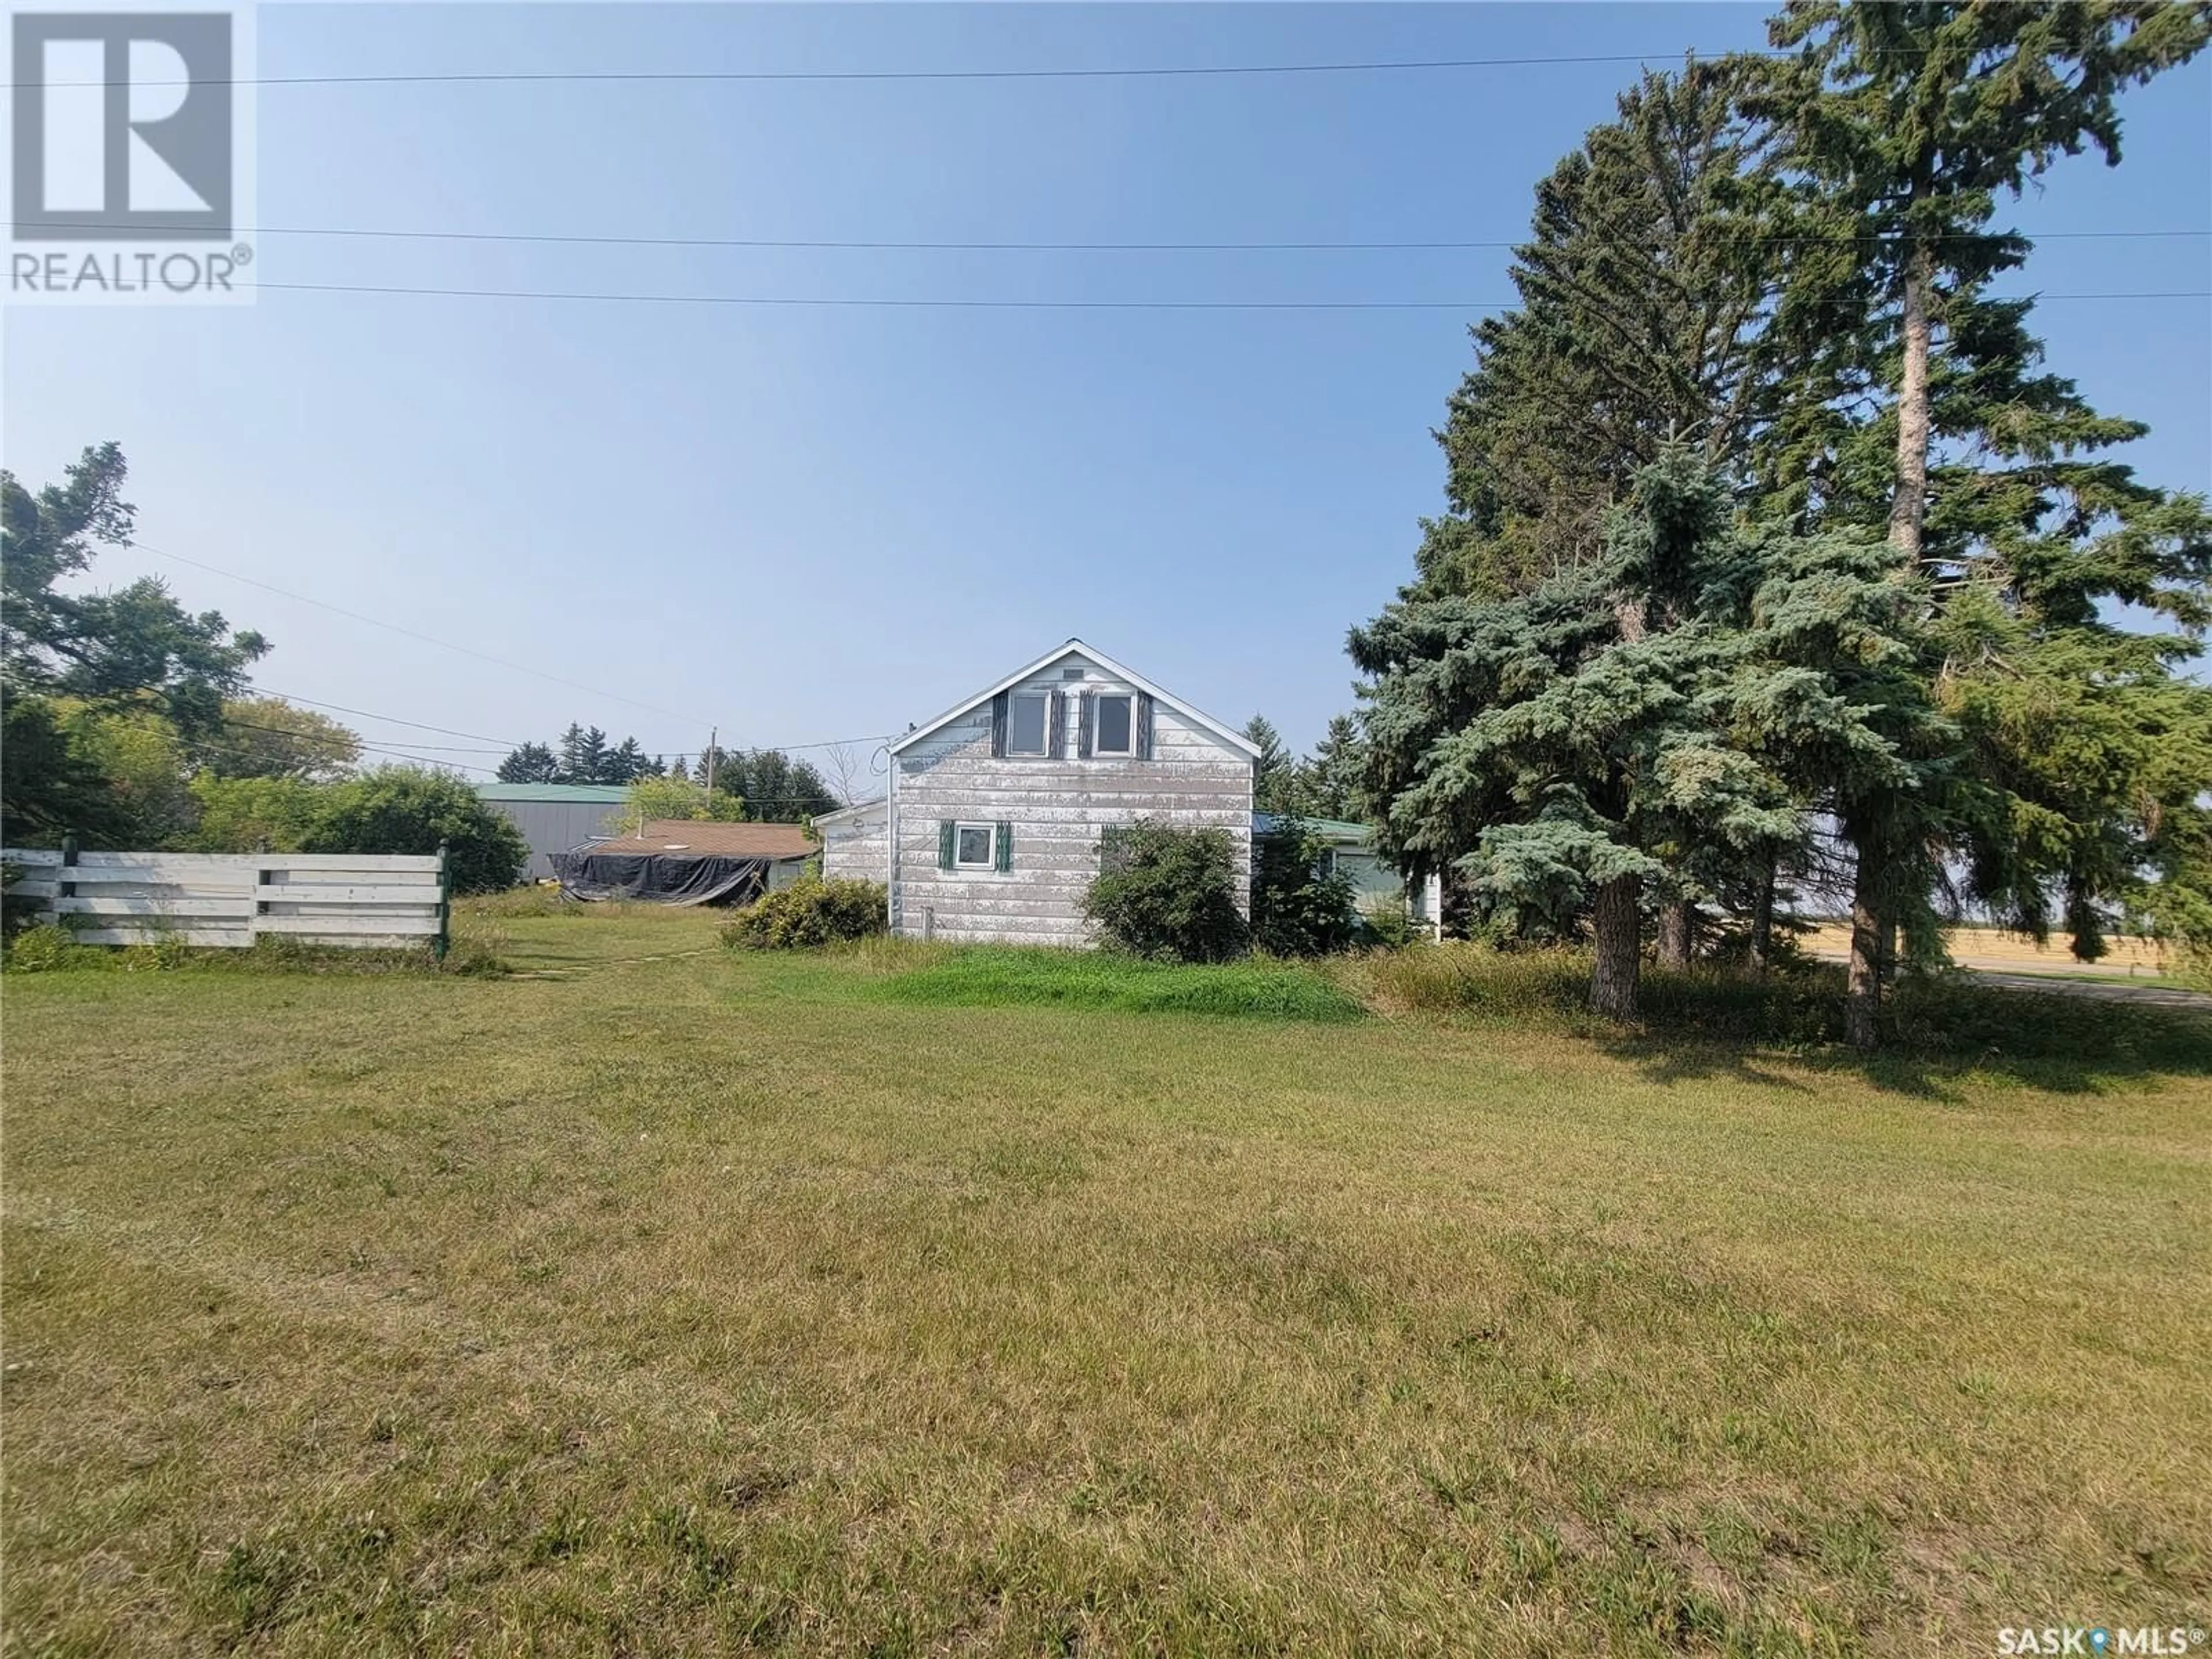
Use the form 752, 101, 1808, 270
817, 800, 890, 887
889, 650, 1252, 946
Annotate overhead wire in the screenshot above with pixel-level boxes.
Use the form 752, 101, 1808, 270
128, 539, 707, 726
15, 219, 2206, 251
248, 687, 527, 748
25, 46, 1813, 92
234, 279, 2212, 310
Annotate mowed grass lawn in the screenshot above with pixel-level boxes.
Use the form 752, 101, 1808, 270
4, 908, 2209, 1657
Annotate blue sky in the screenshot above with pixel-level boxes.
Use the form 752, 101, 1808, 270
6, 2, 2208, 782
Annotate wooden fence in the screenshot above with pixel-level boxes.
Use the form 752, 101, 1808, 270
2, 846, 451, 953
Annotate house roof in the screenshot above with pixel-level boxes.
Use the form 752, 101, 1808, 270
887, 639, 1261, 760
812, 796, 887, 828
585, 820, 816, 859
478, 782, 633, 804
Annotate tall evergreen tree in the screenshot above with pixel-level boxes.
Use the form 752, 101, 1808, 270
604, 736, 649, 785
1242, 716, 1300, 816
556, 724, 608, 786
1410, 60, 1783, 604
1302, 715, 1370, 823
1359, 450, 1940, 1020
1357, 456, 1779, 1017
1755, 0, 2212, 1042
713, 749, 839, 820
1758, 0, 2210, 555
495, 742, 559, 783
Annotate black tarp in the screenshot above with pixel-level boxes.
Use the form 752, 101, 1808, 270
548, 850, 774, 906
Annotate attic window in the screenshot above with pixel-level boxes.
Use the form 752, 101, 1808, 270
1092, 694, 1134, 756
1007, 692, 1049, 756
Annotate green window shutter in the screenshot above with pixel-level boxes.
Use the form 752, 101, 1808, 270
1135, 693, 1156, 760
995, 821, 1014, 873
990, 692, 1009, 758
1076, 692, 1094, 759
938, 820, 956, 870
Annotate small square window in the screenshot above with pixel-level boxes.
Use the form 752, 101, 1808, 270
956, 824, 996, 868
1093, 694, 1134, 756
1008, 693, 1049, 756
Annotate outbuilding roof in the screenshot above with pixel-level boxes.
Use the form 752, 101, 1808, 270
811, 797, 887, 828
585, 821, 816, 859
478, 782, 633, 804
1253, 813, 1377, 845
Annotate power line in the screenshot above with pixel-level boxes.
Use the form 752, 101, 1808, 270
212, 710, 500, 773
249, 687, 525, 749
128, 539, 707, 726
245, 279, 1493, 309
16, 220, 2207, 252
237, 278, 2212, 310
26, 47, 1793, 92
251, 663, 884, 769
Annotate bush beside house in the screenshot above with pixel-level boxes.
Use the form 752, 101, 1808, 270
722, 877, 888, 949
1081, 821, 1249, 963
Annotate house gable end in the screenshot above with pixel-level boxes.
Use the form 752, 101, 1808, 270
888, 641, 1257, 764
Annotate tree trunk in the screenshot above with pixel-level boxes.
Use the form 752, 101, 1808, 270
1656, 899, 1695, 969
1748, 857, 1775, 978
1846, 845, 1885, 1052
1887, 238, 1933, 560
1590, 874, 1643, 1020
1856, 223, 1933, 1053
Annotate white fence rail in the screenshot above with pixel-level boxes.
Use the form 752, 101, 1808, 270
3, 847, 451, 952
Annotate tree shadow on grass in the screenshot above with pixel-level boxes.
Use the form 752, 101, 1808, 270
1592, 975, 2212, 1101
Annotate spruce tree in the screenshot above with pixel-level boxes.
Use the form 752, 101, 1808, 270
556, 724, 608, 786
1355, 454, 1786, 1017
1410, 60, 1783, 603
604, 737, 647, 785
1302, 715, 1370, 823
1242, 716, 1299, 815
1756, 1, 2211, 1041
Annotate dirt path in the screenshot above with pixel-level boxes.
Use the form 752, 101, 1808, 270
1958, 969, 2212, 1011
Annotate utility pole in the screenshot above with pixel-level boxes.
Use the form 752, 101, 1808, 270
704, 726, 717, 796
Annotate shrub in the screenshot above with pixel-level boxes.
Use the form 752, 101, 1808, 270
3, 922, 99, 973
3, 859, 50, 941
303, 767, 527, 893
1249, 818, 1361, 957
185, 774, 324, 854
188, 766, 528, 892
1082, 820, 1249, 964
1357, 903, 1419, 950
617, 775, 745, 831
722, 877, 887, 949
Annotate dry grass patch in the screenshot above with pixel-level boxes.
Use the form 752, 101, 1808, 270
5, 909, 2209, 1654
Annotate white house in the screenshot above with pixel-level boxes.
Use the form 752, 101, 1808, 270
815, 640, 1259, 945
